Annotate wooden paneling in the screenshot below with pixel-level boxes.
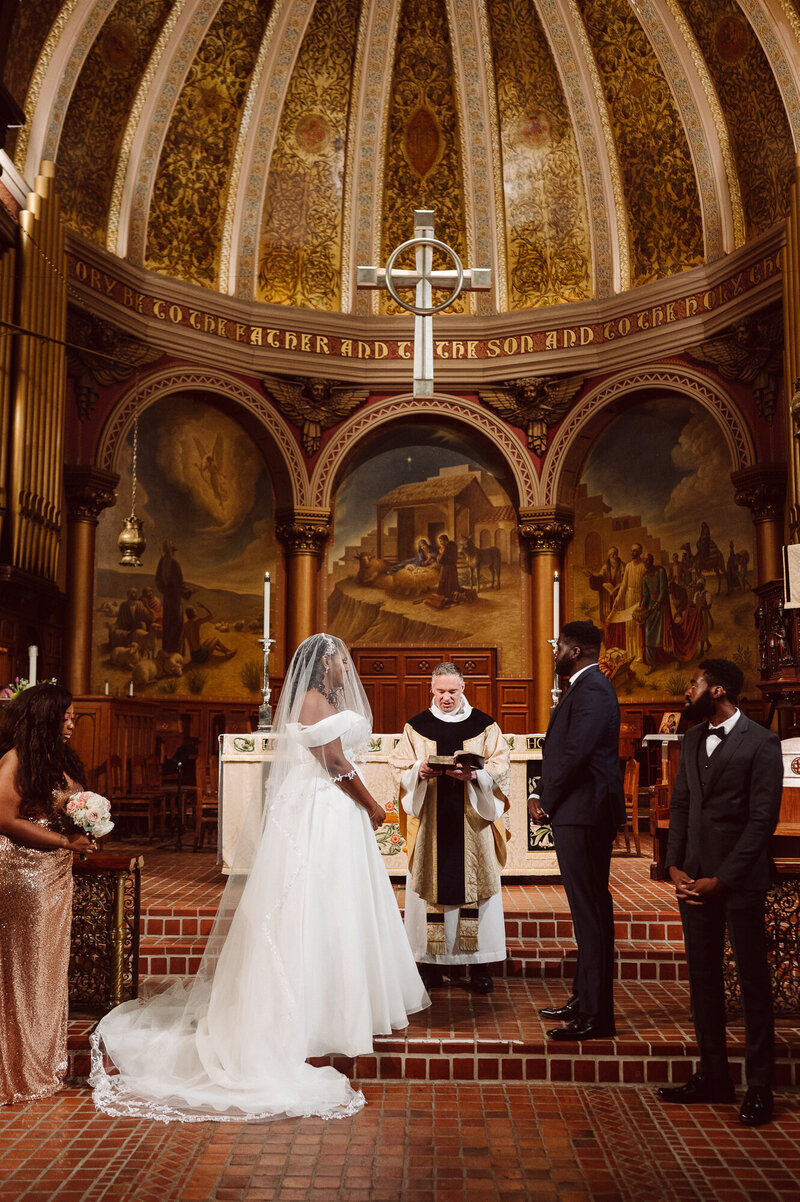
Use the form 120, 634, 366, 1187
71, 696, 258, 795
352, 646, 497, 730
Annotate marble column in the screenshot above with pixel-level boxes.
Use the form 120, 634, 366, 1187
275, 508, 332, 655
63, 466, 118, 695
518, 507, 575, 731
732, 463, 787, 586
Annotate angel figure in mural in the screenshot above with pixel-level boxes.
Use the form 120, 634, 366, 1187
193, 434, 228, 506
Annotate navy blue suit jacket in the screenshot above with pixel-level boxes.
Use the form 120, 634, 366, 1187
665, 714, 782, 892
537, 665, 625, 828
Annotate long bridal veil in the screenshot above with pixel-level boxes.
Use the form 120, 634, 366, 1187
91, 634, 375, 1122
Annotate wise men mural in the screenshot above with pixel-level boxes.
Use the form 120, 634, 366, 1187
572, 396, 756, 698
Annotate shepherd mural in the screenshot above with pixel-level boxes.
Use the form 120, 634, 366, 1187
94, 396, 277, 697
571, 396, 756, 698
325, 427, 524, 674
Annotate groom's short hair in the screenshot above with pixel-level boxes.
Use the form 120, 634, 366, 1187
561, 621, 602, 658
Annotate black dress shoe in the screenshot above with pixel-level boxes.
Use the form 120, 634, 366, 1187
739, 1086, 773, 1127
539, 994, 579, 1021
657, 1072, 736, 1104
419, 964, 444, 989
468, 968, 494, 995
546, 1016, 616, 1041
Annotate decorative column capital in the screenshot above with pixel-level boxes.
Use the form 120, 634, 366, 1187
517, 506, 575, 554
275, 507, 332, 555
63, 465, 119, 524
731, 463, 787, 523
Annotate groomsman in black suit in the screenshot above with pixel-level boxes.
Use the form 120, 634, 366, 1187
529, 621, 625, 1041
657, 659, 782, 1127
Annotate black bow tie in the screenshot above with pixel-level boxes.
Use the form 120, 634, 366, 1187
707, 725, 727, 741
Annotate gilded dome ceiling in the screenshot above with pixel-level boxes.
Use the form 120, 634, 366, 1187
5, 0, 800, 317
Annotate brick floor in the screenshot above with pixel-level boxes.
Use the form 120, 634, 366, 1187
0, 1083, 798, 1201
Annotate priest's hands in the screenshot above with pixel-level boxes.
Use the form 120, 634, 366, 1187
419, 759, 436, 780
446, 764, 477, 782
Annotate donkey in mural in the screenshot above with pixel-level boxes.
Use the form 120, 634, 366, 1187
458, 536, 501, 592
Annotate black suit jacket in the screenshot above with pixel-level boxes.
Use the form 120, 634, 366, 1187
537, 665, 625, 828
665, 714, 782, 892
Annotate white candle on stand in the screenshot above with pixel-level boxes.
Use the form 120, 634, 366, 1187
553, 572, 560, 640
129, 681, 134, 696
28, 645, 37, 686
104, 680, 109, 695
263, 571, 271, 641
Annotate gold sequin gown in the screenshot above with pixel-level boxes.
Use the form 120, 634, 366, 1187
0, 793, 73, 1105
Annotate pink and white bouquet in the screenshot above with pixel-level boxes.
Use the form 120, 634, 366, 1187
66, 791, 115, 839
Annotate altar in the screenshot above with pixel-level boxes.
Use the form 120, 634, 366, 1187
217, 732, 556, 878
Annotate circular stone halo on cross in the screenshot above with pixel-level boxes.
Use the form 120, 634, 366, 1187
357, 209, 491, 396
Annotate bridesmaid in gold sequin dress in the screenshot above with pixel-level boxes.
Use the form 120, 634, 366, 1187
0, 684, 96, 1105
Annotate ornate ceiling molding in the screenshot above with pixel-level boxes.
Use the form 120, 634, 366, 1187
106, 0, 189, 257
120, 3, 223, 265
346, 0, 402, 316
96, 365, 309, 508
226, 0, 317, 298
446, 0, 502, 315
16, 0, 113, 178
640, 0, 744, 255
540, 0, 626, 297
541, 361, 756, 508
309, 391, 540, 509
743, 0, 800, 145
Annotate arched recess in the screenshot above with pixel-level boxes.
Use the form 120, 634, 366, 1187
541, 362, 756, 510
96, 366, 309, 511
310, 392, 539, 510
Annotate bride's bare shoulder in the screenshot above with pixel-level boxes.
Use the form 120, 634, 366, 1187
297, 689, 335, 726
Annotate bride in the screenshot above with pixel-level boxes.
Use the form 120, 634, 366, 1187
91, 633, 429, 1122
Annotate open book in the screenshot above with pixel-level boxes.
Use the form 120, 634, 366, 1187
426, 751, 485, 774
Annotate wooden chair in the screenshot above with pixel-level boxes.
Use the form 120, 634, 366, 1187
617, 757, 641, 856
108, 754, 161, 842
194, 758, 219, 853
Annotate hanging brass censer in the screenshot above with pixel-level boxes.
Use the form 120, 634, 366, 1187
118, 402, 146, 567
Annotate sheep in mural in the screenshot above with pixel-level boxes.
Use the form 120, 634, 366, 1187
132, 658, 158, 687
156, 648, 185, 677
109, 644, 139, 670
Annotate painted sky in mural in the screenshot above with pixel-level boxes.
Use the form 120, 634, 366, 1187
573, 396, 756, 697
94, 396, 275, 697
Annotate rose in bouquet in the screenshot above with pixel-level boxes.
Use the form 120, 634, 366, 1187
66, 791, 115, 839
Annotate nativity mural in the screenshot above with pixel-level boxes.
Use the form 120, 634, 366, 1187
571, 396, 756, 699
325, 426, 525, 675
93, 395, 277, 698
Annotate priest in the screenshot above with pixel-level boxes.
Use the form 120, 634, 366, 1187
389, 662, 510, 993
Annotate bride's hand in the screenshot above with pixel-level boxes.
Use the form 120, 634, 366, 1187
368, 803, 386, 830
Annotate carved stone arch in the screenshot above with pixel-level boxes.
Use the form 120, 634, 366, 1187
96, 366, 309, 510
309, 392, 540, 510
541, 363, 756, 509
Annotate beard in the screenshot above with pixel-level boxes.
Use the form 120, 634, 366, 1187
684, 689, 715, 723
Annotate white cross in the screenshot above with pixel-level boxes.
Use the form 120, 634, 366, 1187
357, 210, 491, 396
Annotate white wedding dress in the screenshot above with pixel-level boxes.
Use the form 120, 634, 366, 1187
91, 708, 428, 1122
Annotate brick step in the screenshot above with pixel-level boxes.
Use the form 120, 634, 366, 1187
135, 935, 688, 982
503, 940, 689, 984
67, 977, 800, 1088
138, 904, 684, 944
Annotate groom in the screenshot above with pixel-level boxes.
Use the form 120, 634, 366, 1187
529, 621, 625, 1040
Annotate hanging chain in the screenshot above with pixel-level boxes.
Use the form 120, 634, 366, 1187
131, 378, 139, 517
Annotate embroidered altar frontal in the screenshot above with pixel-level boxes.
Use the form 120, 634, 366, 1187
218, 733, 557, 877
